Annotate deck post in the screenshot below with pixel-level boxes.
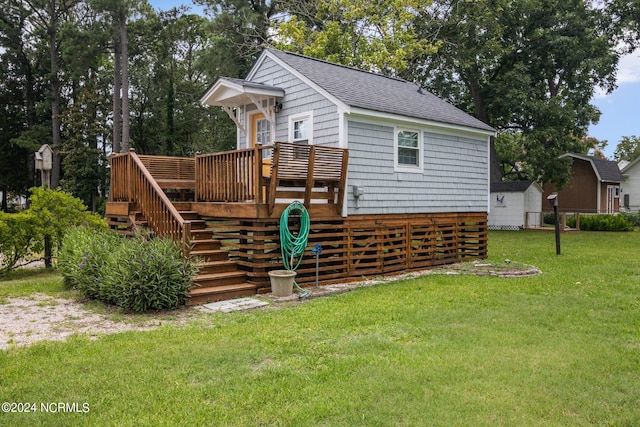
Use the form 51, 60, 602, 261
268, 144, 280, 216
304, 146, 317, 208
182, 221, 191, 257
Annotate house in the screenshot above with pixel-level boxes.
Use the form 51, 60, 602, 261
107, 48, 496, 303
619, 157, 640, 212
542, 153, 624, 214
489, 181, 543, 230
200, 48, 495, 217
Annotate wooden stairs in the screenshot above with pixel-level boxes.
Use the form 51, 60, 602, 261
107, 207, 257, 305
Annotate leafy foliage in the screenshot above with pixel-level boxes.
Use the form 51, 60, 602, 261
275, 0, 438, 76
59, 228, 197, 311
565, 214, 635, 231
413, 0, 622, 188
613, 135, 640, 162
0, 188, 105, 274
27, 187, 107, 252
0, 211, 41, 274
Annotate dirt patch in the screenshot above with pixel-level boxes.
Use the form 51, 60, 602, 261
0, 293, 196, 351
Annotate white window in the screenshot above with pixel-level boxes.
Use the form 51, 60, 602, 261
395, 128, 422, 172
289, 112, 313, 145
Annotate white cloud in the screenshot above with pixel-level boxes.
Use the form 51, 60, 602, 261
593, 51, 640, 99
616, 52, 640, 84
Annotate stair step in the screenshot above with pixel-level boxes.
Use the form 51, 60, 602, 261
194, 270, 246, 287
191, 240, 221, 251
197, 260, 239, 274
187, 220, 207, 230
179, 210, 200, 220
186, 283, 257, 305
190, 249, 229, 261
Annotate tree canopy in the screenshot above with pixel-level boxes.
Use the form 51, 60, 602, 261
1, 0, 638, 208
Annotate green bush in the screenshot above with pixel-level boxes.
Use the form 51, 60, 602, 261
0, 188, 106, 274
619, 211, 640, 228
576, 214, 634, 232
0, 211, 42, 274
543, 213, 556, 225
59, 228, 197, 311
28, 187, 107, 250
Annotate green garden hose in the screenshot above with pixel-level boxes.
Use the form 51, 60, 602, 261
279, 201, 310, 298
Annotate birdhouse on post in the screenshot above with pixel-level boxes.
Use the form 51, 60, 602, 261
35, 144, 54, 189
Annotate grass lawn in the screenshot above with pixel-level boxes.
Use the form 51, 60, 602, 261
1, 231, 639, 426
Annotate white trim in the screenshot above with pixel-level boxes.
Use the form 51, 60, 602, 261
349, 107, 495, 139
222, 106, 246, 135
394, 126, 423, 173
487, 135, 491, 214
288, 111, 314, 145
200, 77, 284, 107
338, 107, 347, 149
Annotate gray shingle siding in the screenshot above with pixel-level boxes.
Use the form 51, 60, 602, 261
245, 57, 340, 147
347, 122, 488, 214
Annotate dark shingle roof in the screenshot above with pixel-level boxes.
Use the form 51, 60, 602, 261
491, 180, 536, 193
564, 154, 624, 183
265, 49, 495, 133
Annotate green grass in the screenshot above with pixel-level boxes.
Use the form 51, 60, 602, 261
1, 231, 639, 426
0, 269, 68, 303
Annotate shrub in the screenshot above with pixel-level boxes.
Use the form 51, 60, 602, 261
576, 214, 634, 232
0, 212, 42, 274
59, 228, 197, 311
28, 187, 107, 251
0, 188, 106, 274
619, 211, 640, 228
543, 213, 556, 225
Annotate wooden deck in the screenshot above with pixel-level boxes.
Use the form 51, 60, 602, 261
106, 143, 487, 304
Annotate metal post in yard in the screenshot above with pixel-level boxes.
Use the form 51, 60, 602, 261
311, 243, 323, 288
547, 193, 561, 255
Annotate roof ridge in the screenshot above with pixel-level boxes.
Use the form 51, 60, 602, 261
265, 47, 412, 85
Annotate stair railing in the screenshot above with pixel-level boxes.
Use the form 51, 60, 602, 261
123, 149, 192, 255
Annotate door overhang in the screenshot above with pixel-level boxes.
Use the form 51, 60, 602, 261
200, 77, 285, 135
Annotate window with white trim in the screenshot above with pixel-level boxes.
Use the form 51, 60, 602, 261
289, 112, 313, 145
395, 128, 422, 172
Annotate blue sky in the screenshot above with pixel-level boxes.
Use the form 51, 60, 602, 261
149, 0, 639, 160
588, 52, 640, 158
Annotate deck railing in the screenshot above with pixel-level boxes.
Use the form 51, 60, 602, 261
110, 150, 191, 253
195, 147, 265, 203
111, 142, 348, 219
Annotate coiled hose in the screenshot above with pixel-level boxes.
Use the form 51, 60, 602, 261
279, 201, 310, 298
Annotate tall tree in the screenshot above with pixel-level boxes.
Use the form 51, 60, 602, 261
412, 0, 624, 188
614, 135, 640, 162
275, 0, 437, 77
22, 0, 80, 189
198, 0, 278, 78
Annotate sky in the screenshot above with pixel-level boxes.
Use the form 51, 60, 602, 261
149, 0, 639, 160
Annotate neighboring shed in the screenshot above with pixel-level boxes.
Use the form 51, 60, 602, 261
489, 181, 543, 230
542, 153, 624, 214
620, 157, 640, 212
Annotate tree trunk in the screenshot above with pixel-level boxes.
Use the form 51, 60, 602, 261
48, 0, 61, 191
120, 9, 130, 151
113, 32, 122, 154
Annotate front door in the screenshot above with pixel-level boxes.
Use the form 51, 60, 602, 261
606, 185, 618, 213
251, 113, 272, 177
